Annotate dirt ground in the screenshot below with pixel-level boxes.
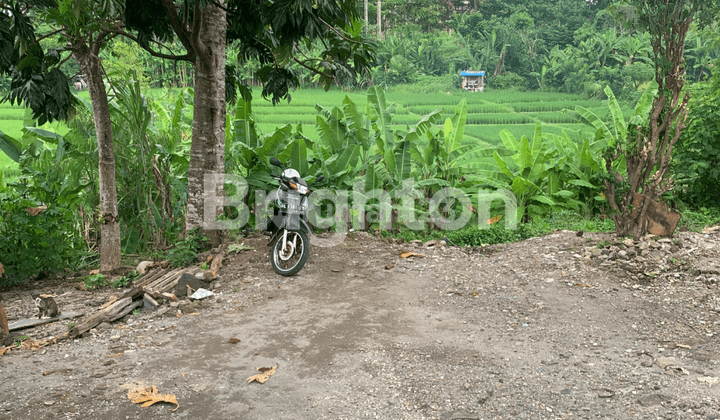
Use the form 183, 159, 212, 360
1, 227, 719, 420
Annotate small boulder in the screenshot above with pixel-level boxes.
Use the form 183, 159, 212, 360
174, 273, 210, 298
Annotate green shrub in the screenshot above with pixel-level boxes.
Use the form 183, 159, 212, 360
0, 190, 85, 285
674, 79, 720, 207
83, 273, 107, 290
167, 228, 209, 268
110, 270, 141, 288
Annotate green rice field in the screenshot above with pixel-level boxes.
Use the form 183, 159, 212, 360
1, 87, 609, 176
250, 88, 608, 146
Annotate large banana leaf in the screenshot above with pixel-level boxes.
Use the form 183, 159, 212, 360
367, 86, 394, 146
342, 96, 371, 153
406, 109, 441, 143
604, 85, 626, 142
394, 140, 412, 181
445, 98, 467, 157
576, 105, 612, 143
0, 129, 22, 162
315, 105, 346, 152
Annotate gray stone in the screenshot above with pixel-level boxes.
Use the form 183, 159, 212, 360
638, 394, 663, 407
174, 273, 210, 298
656, 357, 680, 368
97, 322, 112, 331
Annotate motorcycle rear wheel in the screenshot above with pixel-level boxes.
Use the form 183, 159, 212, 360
270, 230, 309, 276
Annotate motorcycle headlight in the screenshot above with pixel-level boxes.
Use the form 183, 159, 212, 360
289, 181, 308, 194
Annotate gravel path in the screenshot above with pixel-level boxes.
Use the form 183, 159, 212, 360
1, 230, 719, 419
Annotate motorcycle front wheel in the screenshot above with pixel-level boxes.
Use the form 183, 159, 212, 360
270, 230, 309, 276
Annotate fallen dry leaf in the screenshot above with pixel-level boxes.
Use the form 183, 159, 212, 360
0, 347, 9, 356
108, 352, 123, 358
25, 206, 47, 216
576, 283, 593, 288
400, 252, 425, 259
89, 269, 100, 275
247, 365, 278, 384
127, 385, 179, 411
0, 261, 4, 278
385, 265, 394, 270
43, 371, 56, 376
228, 338, 241, 344
486, 214, 503, 225
181, 372, 185, 378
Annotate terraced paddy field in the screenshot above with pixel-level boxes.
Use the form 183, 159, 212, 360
1, 87, 609, 176
251, 88, 609, 147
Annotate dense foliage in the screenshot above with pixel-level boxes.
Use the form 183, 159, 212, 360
1, 0, 719, 284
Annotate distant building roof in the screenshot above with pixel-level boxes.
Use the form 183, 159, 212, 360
461, 71, 485, 77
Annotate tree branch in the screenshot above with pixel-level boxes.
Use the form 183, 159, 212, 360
106, 29, 192, 62
161, 0, 195, 60
318, 16, 362, 45
292, 57, 334, 80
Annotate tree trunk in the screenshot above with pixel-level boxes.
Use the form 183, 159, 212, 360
185, 1, 226, 246
72, 42, 121, 272
377, 0, 382, 39
364, 0, 368, 26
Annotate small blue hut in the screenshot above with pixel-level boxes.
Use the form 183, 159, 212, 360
461, 70, 485, 92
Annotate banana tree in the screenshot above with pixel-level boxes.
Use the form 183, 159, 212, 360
472, 124, 576, 221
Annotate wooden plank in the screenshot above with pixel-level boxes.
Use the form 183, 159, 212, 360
137, 267, 172, 289
160, 292, 177, 302
151, 270, 185, 292
145, 268, 183, 292
69, 297, 136, 336
108, 300, 142, 322
8, 311, 84, 332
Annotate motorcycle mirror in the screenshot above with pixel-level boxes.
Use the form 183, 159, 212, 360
270, 157, 283, 167
316, 175, 325, 183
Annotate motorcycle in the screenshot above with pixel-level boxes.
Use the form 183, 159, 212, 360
264, 157, 322, 276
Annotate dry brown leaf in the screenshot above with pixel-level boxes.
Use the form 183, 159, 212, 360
385, 265, 394, 270
43, 371, 56, 376
486, 214, 503, 225
108, 352, 123, 358
210, 255, 223, 273
0, 347, 9, 356
0, 261, 4, 278
400, 252, 425, 259
89, 269, 100, 275
576, 283, 593, 288
228, 338, 241, 344
100, 296, 118, 309
127, 385, 179, 411
247, 365, 278, 384
25, 206, 47, 216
